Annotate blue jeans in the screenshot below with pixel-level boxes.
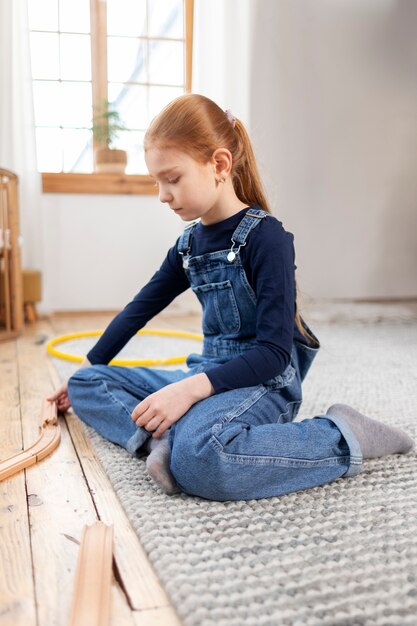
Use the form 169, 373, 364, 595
67, 351, 362, 501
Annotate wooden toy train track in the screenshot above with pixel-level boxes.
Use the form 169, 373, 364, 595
0, 398, 60, 481
68, 522, 114, 626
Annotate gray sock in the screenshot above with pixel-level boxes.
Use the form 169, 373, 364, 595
326, 403, 415, 459
145, 432, 180, 495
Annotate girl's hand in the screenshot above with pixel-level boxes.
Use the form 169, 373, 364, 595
47, 357, 92, 414
131, 373, 214, 438
47, 381, 71, 414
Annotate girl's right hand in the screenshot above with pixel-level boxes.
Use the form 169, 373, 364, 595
47, 357, 92, 414
47, 382, 71, 414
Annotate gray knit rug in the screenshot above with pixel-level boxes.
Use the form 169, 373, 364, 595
50, 312, 417, 626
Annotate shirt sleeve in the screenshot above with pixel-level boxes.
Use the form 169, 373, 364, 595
205, 218, 296, 393
87, 241, 189, 365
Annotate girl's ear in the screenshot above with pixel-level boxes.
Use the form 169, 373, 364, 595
212, 148, 233, 179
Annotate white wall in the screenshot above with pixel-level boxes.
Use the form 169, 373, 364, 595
39, 193, 196, 313
249, 0, 417, 299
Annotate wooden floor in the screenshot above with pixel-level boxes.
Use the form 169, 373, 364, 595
0, 310, 202, 626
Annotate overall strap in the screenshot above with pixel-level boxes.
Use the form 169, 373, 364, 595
231, 208, 268, 247
177, 220, 199, 256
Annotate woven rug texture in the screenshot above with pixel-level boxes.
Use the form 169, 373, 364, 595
51, 315, 417, 626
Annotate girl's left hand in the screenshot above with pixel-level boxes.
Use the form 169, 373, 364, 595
131, 373, 214, 438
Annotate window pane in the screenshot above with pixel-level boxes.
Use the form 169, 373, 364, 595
60, 34, 91, 80
107, 0, 147, 37
35, 127, 93, 173
116, 131, 147, 174
36, 128, 63, 172
63, 129, 93, 172
59, 0, 90, 33
107, 37, 147, 84
108, 84, 148, 130
31, 0, 189, 174
30, 32, 60, 79
28, 0, 58, 32
148, 86, 183, 120
33, 81, 62, 126
148, 40, 183, 85
148, 0, 183, 39
61, 82, 92, 128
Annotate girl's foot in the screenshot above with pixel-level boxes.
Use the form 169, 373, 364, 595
326, 404, 415, 459
145, 432, 180, 495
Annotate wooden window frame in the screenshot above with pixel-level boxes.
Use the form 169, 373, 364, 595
41, 0, 194, 195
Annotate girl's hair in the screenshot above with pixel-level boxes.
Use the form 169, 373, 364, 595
145, 93, 314, 344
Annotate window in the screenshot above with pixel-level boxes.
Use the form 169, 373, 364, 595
28, 0, 194, 194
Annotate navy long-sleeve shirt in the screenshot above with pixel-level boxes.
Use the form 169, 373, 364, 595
87, 206, 308, 393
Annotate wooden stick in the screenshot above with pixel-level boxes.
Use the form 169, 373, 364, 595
0, 399, 61, 481
0, 169, 24, 339
1, 182, 12, 332
7, 174, 24, 332
0, 183, 4, 329
68, 522, 114, 626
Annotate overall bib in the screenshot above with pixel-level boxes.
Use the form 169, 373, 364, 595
68, 209, 362, 501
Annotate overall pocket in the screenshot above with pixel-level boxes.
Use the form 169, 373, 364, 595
192, 280, 241, 335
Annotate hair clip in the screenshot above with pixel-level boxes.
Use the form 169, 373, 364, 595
224, 109, 236, 128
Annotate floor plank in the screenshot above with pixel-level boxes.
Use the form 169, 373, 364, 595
0, 340, 37, 626
10, 318, 137, 625
0, 341, 22, 459
16, 318, 101, 626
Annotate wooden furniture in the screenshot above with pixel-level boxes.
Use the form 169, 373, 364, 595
0, 168, 23, 340
23, 269, 42, 322
1, 268, 42, 322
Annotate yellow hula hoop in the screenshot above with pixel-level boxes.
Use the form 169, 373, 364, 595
46, 329, 203, 367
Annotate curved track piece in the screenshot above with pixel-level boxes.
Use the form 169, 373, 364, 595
0, 399, 60, 481
68, 522, 114, 626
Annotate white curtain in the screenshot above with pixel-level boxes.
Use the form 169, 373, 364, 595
0, 0, 43, 270
192, 0, 252, 126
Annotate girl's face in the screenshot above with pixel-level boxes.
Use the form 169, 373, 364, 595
145, 147, 222, 224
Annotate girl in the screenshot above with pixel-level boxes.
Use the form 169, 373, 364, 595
49, 94, 413, 500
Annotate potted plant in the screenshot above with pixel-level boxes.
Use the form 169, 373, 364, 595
92, 101, 128, 173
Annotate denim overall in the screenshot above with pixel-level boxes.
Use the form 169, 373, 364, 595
68, 209, 362, 501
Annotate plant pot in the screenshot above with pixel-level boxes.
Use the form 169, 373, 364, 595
94, 148, 127, 174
